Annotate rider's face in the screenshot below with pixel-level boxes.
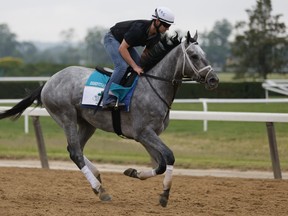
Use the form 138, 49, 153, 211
156, 20, 170, 33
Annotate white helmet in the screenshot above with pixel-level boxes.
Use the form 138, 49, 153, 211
152, 6, 175, 24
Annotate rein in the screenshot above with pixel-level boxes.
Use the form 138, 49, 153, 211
144, 75, 173, 109
142, 73, 183, 85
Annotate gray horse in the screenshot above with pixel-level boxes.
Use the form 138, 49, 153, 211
0, 31, 218, 207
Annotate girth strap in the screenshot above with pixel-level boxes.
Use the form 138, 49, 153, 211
111, 109, 126, 138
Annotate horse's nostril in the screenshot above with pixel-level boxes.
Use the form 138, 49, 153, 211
207, 76, 219, 90
209, 78, 218, 85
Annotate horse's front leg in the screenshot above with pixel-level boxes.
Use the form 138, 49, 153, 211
84, 156, 102, 183
124, 164, 173, 207
160, 165, 173, 207
124, 129, 175, 207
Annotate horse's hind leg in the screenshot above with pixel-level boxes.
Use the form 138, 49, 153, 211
78, 119, 111, 201
64, 122, 103, 196
48, 108, 110, 201
78, 120, 101, 180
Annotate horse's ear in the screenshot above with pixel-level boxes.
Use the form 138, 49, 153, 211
186, 31, 191, 44
193, 31, 198, 41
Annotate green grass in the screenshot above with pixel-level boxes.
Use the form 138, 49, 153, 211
0, 102, 287, 171
217, 72, 288, 82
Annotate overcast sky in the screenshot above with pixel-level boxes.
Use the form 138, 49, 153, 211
1, 0, 287, 42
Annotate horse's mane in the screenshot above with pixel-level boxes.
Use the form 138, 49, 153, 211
141, 33, 182, 72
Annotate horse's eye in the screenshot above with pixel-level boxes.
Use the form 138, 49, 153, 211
191, 54, 199, 60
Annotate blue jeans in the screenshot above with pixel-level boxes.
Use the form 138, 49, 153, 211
103, 31, 141, 105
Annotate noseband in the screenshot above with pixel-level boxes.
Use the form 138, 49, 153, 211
181, 42, 213, 83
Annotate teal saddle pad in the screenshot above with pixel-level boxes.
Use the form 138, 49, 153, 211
81, 69, 138, 111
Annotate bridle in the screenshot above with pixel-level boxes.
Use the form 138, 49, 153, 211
143, 41, 213, 85
181, 42, 213, 84
142, 41, 214, 109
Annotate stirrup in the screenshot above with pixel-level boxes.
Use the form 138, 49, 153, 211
115, 99, 125, 110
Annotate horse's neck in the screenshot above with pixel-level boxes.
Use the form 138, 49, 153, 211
143, 45, 183, 106
148, 45, 183, 80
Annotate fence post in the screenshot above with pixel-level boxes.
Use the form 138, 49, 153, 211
202, 99, 208, 132
24, 114, 29, 134
265, 89, 269, 99
266, 122, 282, 179
32, 116, 49, 169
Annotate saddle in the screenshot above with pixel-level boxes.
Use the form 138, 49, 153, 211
95, 66, 138, 87
95, 66, 138, 138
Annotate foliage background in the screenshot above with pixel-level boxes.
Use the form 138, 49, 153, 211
0, 1, 287, 79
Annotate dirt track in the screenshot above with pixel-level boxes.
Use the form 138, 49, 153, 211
1, 167, 288, 216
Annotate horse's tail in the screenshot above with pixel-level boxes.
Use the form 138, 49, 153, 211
0, 85, 44, 120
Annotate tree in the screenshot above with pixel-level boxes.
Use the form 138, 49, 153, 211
60, 28, 76, 44
230, 0, 288, 79
18, 42, 38, 63
58, 28, 82, 64
201, 19, 233, 71
84, 26, 111, 66
0, 24, 19, 57
0, 57, 24, 76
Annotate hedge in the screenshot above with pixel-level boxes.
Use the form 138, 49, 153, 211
0, 82, 41, 99
0, 81, 265, 99
175, 82, 265, 98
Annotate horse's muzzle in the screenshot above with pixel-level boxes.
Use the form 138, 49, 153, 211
205, 72, 219, 90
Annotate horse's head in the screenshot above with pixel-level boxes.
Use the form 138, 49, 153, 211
181, 31, 219, 90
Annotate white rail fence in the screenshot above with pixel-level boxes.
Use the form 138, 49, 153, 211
0, 77, 50, 82
262, 79, 288, 98
2, 98, 288, 133
174, 98, 288, 131
0, 76, 49, 133
0, 106, 287, 179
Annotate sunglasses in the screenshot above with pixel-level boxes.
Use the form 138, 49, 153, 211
160, 22, 171, 28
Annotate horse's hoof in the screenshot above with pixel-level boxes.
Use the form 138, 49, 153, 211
93, 186, 112, 201
99, 186, 112, 201
159, 195, 168, 207
99, 192, 112, 201
123, 168, 139, 179
159, 190, 170, 207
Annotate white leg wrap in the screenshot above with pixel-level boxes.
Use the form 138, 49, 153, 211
84, 156, 100, 177
138, 169, 157, 180
81, 165, 101, 191
163, 165, 173, 190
